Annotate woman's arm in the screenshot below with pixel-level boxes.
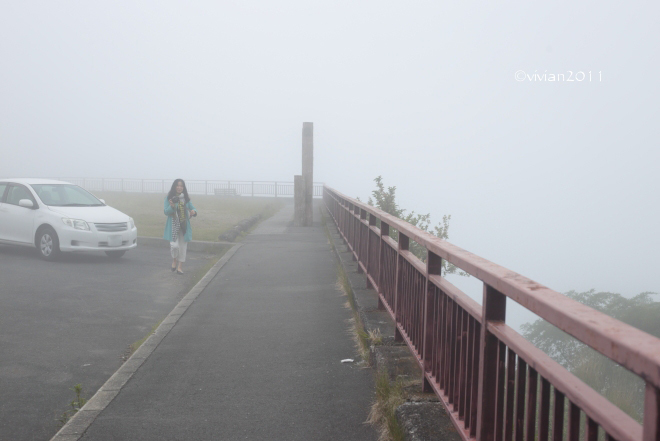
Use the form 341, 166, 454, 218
164, 197, 175, 215
187, 201, 197, 216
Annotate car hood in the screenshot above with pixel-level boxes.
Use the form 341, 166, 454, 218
47, 205, 130, 223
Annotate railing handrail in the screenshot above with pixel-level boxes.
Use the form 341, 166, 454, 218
324, 184, 660, 388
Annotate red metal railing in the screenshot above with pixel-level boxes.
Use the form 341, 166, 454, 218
324, 185, 660, 441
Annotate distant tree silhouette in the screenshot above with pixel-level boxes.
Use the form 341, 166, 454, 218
521, 289, 660, 422
363, 176, 467, 276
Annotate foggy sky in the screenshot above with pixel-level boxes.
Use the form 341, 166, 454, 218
1, 1, 658, 320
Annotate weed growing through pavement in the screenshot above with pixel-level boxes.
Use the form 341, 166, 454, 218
336, 264, 371, 363
345, 316, 370, 363
368, 328, 383, 346
367, 370, 406, 441
124, 319, 163, 360
56, 383, 87, 427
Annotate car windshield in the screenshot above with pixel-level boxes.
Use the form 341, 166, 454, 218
31, 184, 104, 207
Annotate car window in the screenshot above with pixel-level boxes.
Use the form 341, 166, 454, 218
31, 184, 103, 207
0, 183, 8, 202
6, 185, 37, 207
34, 186, 60, 205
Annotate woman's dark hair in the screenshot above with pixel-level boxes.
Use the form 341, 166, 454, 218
167, 179, 190, 203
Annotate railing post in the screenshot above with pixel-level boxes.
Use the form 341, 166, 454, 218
349, 204, 357, 261
422, 250, 442, 392
251, 181, 254, 197
141, 179, 143, 193
345, 202, 350, 247
357, 209, 367, 274
275, 181, 278, 198
476, 284, 507, 441
343, 202, 348, 245
341, 201, 346, 241
394, 232, 409, 342
162, 180, 165, 193
377, 221, 389, 310
343, 203, 348, 244
366, 213, 377, 289
350, 203, 355, 252
643, 383, 660, 441
355, 207, 363, 270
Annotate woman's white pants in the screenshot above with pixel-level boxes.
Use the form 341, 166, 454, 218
170, 235, 188, 262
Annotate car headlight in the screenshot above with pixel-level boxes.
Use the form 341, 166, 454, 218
62, 218, 90, 231
129, 217, 135, 229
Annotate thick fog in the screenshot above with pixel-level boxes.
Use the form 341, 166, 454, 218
2, 2, 658, 318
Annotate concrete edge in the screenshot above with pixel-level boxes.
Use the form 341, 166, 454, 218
319, 206, 460, 441
319, 207, 381, 357
50, 242, 244, 441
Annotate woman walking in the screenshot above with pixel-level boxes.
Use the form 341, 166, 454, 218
164, 179, 197, 274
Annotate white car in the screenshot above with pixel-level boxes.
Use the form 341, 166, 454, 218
0, 178, 137, 260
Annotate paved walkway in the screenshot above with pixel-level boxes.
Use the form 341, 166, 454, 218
1, 243, 219, 441
59, 201, 377, 440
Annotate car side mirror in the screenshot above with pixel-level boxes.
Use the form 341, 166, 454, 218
18, 199, 34, 208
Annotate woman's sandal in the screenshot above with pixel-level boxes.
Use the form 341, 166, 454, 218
171, 265, 177, 272
176, 269, 184, 275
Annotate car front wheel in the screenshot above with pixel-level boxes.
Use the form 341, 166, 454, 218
105, 250, 126, 259
37, 227, 60, 261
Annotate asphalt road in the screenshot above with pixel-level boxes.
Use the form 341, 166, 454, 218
0, 243, 218, 441
77, 203, 377, 440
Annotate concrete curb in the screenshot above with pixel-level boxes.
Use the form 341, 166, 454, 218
50, 243, 244, 441
217, 214, 262, 242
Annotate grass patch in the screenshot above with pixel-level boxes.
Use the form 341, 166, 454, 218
93, 192, 286, 241
367, 370, 406, 441
368, 328, 383, 346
